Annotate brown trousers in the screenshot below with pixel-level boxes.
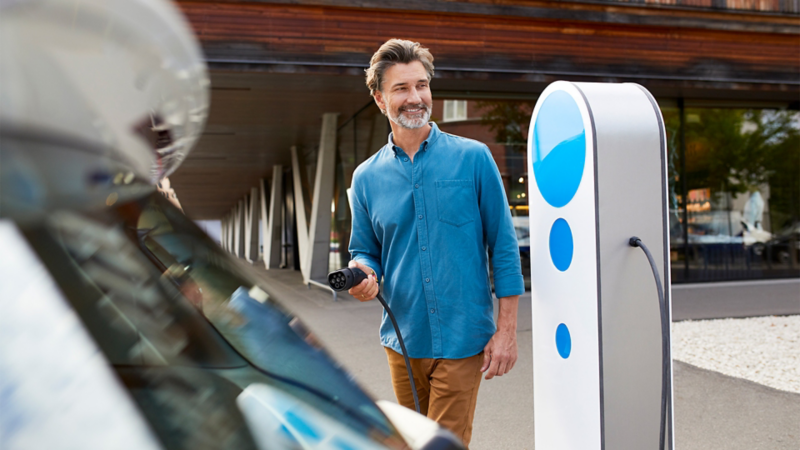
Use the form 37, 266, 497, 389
384, 347, 484, 448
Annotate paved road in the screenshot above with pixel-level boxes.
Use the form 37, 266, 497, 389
255, 268, 799, 449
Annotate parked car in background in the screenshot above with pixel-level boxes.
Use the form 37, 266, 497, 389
512, 216, 531, 289
767, 221, 800, 264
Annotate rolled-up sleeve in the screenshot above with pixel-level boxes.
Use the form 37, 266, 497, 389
477, 147, 525, 299
347, 184, 383, 283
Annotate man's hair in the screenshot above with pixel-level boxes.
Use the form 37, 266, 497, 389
365, 39, 434, 97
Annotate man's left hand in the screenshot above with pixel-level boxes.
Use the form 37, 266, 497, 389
480, 295, 519, 380
481, 328, 518, 380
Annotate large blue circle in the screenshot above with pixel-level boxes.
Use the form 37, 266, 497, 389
531, 90, 586, 208
556, 323, 572, 359
549, 218, 574, 271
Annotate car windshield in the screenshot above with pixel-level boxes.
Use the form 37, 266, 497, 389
18, 189, 404, 450
130, 192, 399, 432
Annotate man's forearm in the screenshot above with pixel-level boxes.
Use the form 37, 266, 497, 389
496, 295, 519, 332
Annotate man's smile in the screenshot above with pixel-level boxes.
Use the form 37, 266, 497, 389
401, 104, 428, 115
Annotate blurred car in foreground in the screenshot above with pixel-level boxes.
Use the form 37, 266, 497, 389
0, 0, 463, 449
2, 188, 462, 450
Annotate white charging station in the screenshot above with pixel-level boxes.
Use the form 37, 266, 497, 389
527, 81, 674, 450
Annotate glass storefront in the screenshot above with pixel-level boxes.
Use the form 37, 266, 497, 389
666, 105, 800, 282
328, 98, 799, 286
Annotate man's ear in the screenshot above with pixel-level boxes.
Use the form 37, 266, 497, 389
374, 91, 386, 114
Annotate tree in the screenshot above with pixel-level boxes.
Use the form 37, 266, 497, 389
475, 100, 535, 151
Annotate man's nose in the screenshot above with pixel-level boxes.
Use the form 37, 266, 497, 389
407, 87, 421, 104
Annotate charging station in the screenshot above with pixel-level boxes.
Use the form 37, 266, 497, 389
527, 81, 674, 450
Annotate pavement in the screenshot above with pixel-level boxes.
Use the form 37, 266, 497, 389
671, 278, 800, 321
253, 267, 800, 449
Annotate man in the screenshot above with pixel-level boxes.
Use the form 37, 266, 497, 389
347, 39, 523, 447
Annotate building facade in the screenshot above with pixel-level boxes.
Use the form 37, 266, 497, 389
170, 0, 800, 285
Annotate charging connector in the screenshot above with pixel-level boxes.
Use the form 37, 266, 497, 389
328, 268, 421, 414
629, 237, 671, 450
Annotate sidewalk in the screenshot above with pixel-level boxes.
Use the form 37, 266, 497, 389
672, 278, 800, 321
253, 267, 800, 449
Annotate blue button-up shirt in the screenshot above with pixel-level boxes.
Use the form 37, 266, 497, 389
349, 122, 524, 359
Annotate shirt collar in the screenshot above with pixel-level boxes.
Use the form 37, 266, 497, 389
388, 122, 441, 156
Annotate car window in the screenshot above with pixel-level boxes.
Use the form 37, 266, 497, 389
126, 193, 403, 444
21, 210, 259, 450
19, 191, 406, 449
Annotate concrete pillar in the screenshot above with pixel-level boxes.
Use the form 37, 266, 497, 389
232, 204, 240, 255
223, 213, 230, 252
305, 112, 339, 282
290, 114, 339, 283
291, 145, 310, 274
259, 177, 270, 267
235, 199, 246, 258
245, 186, 260, 262
220, 218, 228, 251
226, 213, 234, 253
262, 167, 284, 269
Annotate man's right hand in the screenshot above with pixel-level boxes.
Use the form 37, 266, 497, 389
347, 260, 379, 302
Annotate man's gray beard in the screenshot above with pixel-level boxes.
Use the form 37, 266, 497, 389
389, 104, 432, 129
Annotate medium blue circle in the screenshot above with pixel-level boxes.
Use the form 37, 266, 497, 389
556, 323, 571, 359
549, 218, 574, 271
531, 90, 586, 208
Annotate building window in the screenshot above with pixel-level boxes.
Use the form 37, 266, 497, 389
443, 100, 468, 122
664, 106, 800, 282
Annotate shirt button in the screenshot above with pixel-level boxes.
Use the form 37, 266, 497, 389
418, 215, 423, 219
421, 246, 426, 251
414, 184, 419, 188
404, 158, 409, 162
430, 309, 436, 314
425, 278, 430, 283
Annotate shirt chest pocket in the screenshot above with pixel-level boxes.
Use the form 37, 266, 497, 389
435, 180, 476, 227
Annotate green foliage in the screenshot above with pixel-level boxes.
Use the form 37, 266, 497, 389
765, 126, 800, 227
475, 100, 535, 151
685, 109, 799, 210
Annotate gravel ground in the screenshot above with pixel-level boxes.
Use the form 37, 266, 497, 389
672, 315, 800, 394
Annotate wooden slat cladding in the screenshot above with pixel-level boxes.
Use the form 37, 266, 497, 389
566, 0, 798, 14
179, 2, 799, 87
186, 0, 800, 27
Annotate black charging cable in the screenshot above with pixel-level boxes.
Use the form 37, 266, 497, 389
629, 237, 671, 450
328, 268, 421, 414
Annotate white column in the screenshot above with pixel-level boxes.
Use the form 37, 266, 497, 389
245, 186, 259, 262
235, 199, 246, 258
305, 112, 339, 283
263, 166, 284, 269
220, 218, 228, 251
291, 145, 310, 275
232, 204, 239, 255
259, 177, 270, 267
226, 213, 234, 253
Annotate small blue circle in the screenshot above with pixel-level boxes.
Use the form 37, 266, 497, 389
549, 218, 574, 271
531, 90, 586, 208
556, 323, 571, 359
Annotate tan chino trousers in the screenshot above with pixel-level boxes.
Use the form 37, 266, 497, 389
384, 347, 484, 448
